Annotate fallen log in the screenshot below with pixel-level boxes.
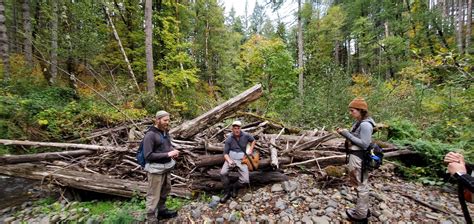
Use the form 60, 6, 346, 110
270, 138, 279, 169
195, 154, 292, 168
263, 134, 343, 145
171, 84, 263, 139
281, 134, 336, 155
284, 149, 416, 167
0, 139, 125, 151
70, 120, 152, 143
190, 170, 289, 191
0, 163, 190, 198
0, 150, 95, 164
232, 111, 301, 134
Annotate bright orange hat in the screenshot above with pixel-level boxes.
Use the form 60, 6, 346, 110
349, 97, 368, 111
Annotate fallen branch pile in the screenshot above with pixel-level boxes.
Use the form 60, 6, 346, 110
0, 84, 416, 198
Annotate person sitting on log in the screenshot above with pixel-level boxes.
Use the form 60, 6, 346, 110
444, 152, 473, 223
143, 110, 180, 223
337, 97, 375, 223
219, 120, 256, 203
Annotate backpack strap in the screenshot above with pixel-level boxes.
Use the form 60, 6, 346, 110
346, 120, 375, 153
146, 126, 163, 145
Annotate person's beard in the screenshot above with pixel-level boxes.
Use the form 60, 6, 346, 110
156, 121, 169, 131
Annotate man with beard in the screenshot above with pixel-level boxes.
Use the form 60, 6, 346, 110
143, 110, 179, 223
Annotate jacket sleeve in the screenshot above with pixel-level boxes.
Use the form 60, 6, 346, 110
143, 133, 169, 162
457, 173, 474, 192
223, 138, 231, 155
466, 163, 473, 174
340, 122, 373, 150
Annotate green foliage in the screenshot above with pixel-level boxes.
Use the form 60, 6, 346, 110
238, 35, 298, 115
31, 197, 146, 223
387, 119, 422, 141
388, 118, 472, 178
0, 79, 147, 141
165, 197, 191, 211
288, 63, 352, 128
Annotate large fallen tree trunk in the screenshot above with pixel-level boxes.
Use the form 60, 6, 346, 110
70, 120, 152, 142
195, 154, 291, 168
284, 149, 417, 167
0, 139, 125, 151
196, 149, 415, 169
190, 170, 289, 191
171, 84, 263, 139
0, 149, 95, 164
0, 163, 190, 198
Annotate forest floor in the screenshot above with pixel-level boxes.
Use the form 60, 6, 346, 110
0, 163, 472, 224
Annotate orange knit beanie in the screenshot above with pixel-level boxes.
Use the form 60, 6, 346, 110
348, 97, 368, 111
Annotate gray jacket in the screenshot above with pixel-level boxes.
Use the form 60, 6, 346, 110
341, 117, 375, 151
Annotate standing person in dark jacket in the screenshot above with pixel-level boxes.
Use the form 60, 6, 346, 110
337, 97, 374, 222
143, 110, 179, 224
219, 120, 256, 203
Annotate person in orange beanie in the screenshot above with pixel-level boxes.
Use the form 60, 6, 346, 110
337, 97, 375, 223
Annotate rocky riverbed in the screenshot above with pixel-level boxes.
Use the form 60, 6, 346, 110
1, 165, 472, 223
171, 167, 472, 223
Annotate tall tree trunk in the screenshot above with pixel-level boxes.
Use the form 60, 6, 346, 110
346, 39, 351, 73
466, 0, 472, 54
334, 40, 340, 65
456, 0, 465, 53
11, 0, 18, 53
22, 0, 32, 67
297, 0, 304, 99
0, 0, 9, 81
50, 0, 58, 84
104, 6, 141, 93
145, 0, 155, 94
205, 18, 210, 87
384, 22, 394, 79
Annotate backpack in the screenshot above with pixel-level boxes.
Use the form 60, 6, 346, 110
136, 127, 162, 168
363, 142, 384, 171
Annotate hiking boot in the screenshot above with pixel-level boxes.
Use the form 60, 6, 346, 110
231, 182, 241, 198
345, 209, 370, 223
158, 208, 178, 219
147, 212, 158, 224
220, 192, 232, 203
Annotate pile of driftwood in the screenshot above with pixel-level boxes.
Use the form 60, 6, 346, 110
0, 84, 415, 199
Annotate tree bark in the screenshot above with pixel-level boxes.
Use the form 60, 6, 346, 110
170, 84, 263, 139
297, 0, 304, 99
456, 0, 465, 53
0, 139, 126, 152
284, 149, 417, 167
145, 0, 155, 94
50, 0, 58, 84
70, 120, 152, 142
22, 0, 32, 66
0, 0, 10, 80
104, 5, 141, 93
11, 0, 18, 53
0, 163, 190, 198
270, 138, 279, 169
281, 134, 335, 155
466, 0, 472, 53
0, 150, 95, 164
191, 170, 288, 191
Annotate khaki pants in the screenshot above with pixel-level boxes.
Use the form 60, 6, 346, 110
348, 153, 369, 219
146, 172, 171, 215
220, 160, 249, 186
